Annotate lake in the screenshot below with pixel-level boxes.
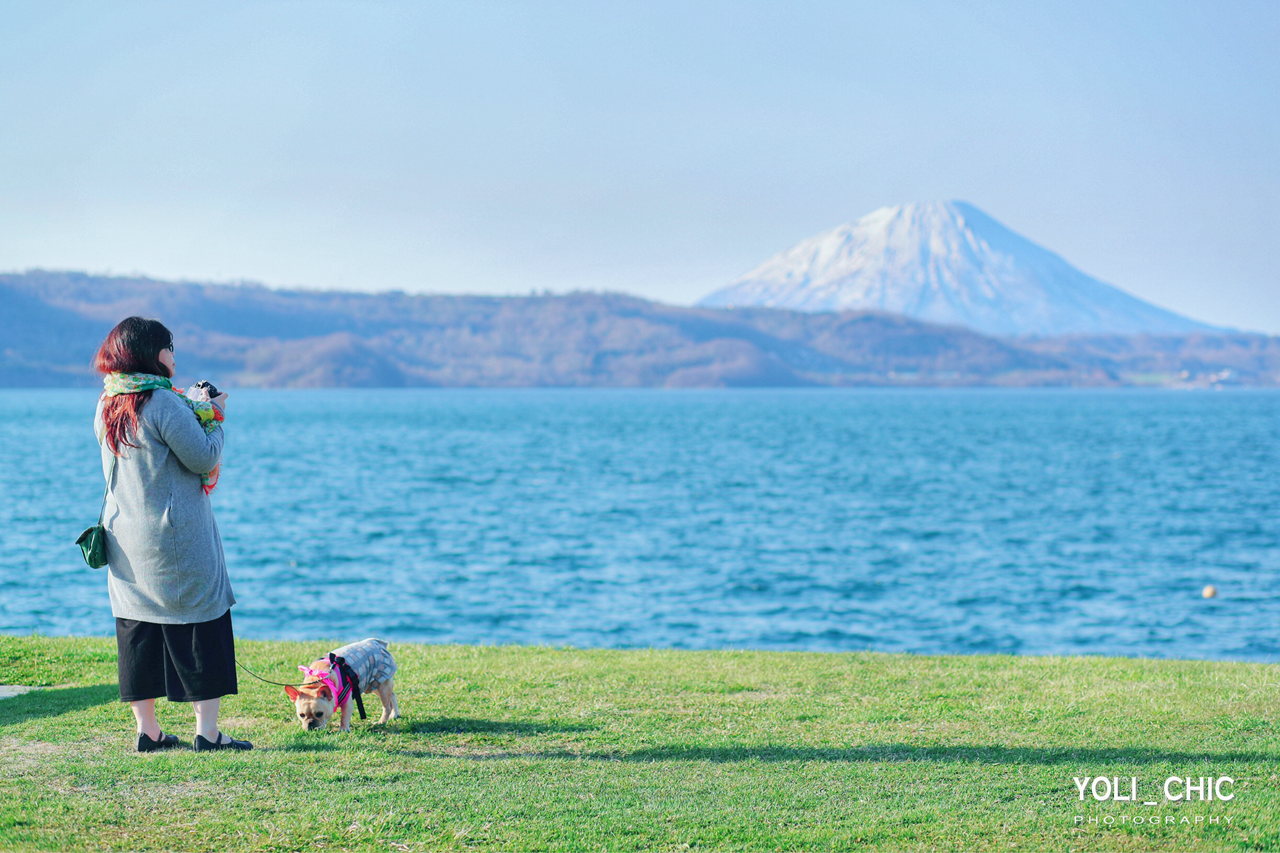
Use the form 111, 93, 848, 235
2, 388, 1278, 661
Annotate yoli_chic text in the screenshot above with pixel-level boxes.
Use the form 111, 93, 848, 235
1073, 777, 1234, 803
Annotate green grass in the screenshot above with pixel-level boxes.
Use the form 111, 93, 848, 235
0, 635, 1276, 852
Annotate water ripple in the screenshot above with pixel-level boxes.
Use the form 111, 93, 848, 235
1, 388, 1278, 661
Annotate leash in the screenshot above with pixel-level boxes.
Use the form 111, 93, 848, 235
235, 659, 296, 687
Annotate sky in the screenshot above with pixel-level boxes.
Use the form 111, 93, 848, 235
1, 1, 1277, 331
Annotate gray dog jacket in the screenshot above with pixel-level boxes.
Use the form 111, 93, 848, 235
329, 638, 396, 693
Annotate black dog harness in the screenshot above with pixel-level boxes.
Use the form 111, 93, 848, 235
330, 653, 367, 720
298, 654, 367, 720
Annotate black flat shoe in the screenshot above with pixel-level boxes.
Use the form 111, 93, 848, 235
194, 732, 253, 752
136, 732, 181, 753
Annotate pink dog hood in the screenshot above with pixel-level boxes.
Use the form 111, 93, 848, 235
298, 663, 348, 708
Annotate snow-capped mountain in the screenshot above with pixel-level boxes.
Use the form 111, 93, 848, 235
698, 201, 1217, 337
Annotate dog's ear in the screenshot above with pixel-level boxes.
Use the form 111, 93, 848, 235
285, 685, 300, 701
317, 684, 332, 700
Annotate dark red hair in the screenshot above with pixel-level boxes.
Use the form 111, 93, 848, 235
94, 317, 174, 455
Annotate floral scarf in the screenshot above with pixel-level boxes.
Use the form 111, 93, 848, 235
102, 372, 225, 494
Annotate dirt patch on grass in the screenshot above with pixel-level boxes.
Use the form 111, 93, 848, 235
730, 689, 793, 702
113, 779, 229, 805
395, 743, 544, 761
216, 716, 259, 730
0, 685, 39, 700
0, 736, 64, 760
0, 734, 109, 774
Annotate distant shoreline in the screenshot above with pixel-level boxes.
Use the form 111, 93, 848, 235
4, 271, 1279, 389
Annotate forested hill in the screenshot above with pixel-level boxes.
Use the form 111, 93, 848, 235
2, 270, 1277, 388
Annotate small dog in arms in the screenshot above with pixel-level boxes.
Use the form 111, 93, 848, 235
285, 638, 400, 731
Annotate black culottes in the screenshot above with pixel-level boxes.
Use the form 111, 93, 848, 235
115, 608, 238, 703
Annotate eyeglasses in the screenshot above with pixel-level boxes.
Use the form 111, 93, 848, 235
166, 343, 174, 353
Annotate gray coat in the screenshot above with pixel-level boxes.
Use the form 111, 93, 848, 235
94, 389, 236, 624
329, 639, 396, 693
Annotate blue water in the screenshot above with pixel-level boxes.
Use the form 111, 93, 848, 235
2, 388, 1278, 661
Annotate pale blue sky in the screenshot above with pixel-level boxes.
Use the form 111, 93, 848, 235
1, 1, 1277, 330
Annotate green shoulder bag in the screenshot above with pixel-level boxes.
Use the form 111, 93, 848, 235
75, 436, 117, 569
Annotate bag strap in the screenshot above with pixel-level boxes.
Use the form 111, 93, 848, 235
96, 426, 118, 526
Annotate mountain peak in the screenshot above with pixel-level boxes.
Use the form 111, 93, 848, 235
698, 202, 1217, 337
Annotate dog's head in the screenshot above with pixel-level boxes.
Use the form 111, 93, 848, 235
285, 683, 335, 730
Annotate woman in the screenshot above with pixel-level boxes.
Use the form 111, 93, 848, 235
94, 317, 251, 752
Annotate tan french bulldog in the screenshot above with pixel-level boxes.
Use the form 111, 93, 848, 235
285, 639, 400, 731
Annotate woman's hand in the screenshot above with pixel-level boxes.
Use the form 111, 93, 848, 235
212, 392, 229, 411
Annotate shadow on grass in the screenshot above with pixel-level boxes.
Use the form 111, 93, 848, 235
274, 740, 341, 752
409, 717, 597, 735
595, 744, 1280, 765
403, 742, 1279, 765
0, 684, 116, 727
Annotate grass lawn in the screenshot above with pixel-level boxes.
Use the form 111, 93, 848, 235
0, 635, 1276, 852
